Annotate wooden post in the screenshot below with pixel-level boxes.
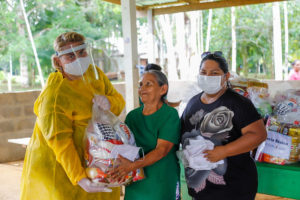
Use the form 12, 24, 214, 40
272, 2, 283, 80
147, 9, 155, 63
121, 0, 139, 112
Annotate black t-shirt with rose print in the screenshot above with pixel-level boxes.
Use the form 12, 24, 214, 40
181, 88, 261, 200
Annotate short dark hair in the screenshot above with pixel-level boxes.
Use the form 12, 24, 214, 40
200, 51, 229, 73
145, 63, 162, 71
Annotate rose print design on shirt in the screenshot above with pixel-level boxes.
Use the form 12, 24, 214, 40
182, 106, 234, 192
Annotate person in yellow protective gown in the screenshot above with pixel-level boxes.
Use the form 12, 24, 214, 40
20, 32, 125, 200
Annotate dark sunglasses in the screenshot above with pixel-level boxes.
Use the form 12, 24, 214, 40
201, 51, 223, 59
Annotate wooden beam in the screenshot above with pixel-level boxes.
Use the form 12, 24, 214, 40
153, 0, 286, 15
102, 0, 143, 10
103, 0, 121, 5
142, 1, 188, 9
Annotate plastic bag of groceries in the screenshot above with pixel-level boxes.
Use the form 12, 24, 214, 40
83, 104, 145, 187
255, 116, 300, 165
273, 89, 300, 125
247, 81, 272, 119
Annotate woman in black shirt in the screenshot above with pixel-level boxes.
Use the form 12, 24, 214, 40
181, 51, 267, 200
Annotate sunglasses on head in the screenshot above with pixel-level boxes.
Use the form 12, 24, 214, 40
201, 51, 223, 59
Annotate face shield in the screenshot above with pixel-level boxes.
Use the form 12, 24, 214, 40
56, 43, 99, 80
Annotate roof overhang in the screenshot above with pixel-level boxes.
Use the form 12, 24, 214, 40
103, 0, 287, 16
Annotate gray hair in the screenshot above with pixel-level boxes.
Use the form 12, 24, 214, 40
143, 70, 168, 100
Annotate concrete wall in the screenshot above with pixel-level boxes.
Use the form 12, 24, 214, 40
0, 91, 40, 163
0, 83, 126, 163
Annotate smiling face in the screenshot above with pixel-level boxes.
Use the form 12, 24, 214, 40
138, 73, 168, 104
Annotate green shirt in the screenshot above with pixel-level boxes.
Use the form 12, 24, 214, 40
125, 103, 181, 200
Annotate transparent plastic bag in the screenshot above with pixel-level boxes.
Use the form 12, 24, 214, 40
255, 117, 300, 165
273, 89, 300, 125
247, 85, 272, 118
83, 104, 145, 187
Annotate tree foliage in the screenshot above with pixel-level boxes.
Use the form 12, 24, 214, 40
0, 0, 299, 91
0, 0, 122, 79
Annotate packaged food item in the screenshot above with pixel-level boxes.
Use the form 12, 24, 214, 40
273, 89, 300, 125
287, 127, 300, 163
261, 153, 286, 165
84, 104, 145, 187
231, 77, 249, 97
266, 116, 290, 135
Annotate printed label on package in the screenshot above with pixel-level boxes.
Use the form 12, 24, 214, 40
262, 131, 292, 159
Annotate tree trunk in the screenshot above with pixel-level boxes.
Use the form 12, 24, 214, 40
205, 9, 213, 51
189, 11, 201, 80
17, 10, 29, 87
147, 9, 155, 63
154, 20, 165, 69
283, 1, 289, 80
176, 12, 188, 80
20, 0, 45, 87
241, 48, 248, 77
199, 11, 204, 55
231, 7, 237, 73
8, 54, 13, 91
159, 15, 178, 80
272, 2, 283, 80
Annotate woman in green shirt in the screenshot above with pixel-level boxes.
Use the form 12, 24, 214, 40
110, 70, 181, 200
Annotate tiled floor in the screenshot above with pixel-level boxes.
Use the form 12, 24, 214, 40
0, 161, 295, 200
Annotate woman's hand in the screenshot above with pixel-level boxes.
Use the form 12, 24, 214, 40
78, 178, 112, 193
109, 155, 134, 183
203, 146, 227, 162
109, 139, 174, 183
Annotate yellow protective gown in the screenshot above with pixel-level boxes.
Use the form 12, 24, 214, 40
20, 65, 125, 200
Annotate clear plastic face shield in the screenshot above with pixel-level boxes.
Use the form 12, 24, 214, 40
56, 43, 99, 81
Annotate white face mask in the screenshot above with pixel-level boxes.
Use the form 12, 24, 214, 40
64, 56, 91, 76
197, 74, 225, 95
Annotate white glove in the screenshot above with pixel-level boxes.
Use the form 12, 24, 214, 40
93, 95, 111, 111
78, 178, 112, 193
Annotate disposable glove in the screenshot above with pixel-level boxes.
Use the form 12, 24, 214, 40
78, 178, 112, 193
93, 95, 111, 111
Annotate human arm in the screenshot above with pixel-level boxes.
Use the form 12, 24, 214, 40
110, 139, 174, 181
110, 107, 180, 181
204, 119, 267, 162
38, 100, 87, 185
98, 69, 125, 116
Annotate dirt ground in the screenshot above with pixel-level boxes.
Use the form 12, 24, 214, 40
0, 161, 294, 200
